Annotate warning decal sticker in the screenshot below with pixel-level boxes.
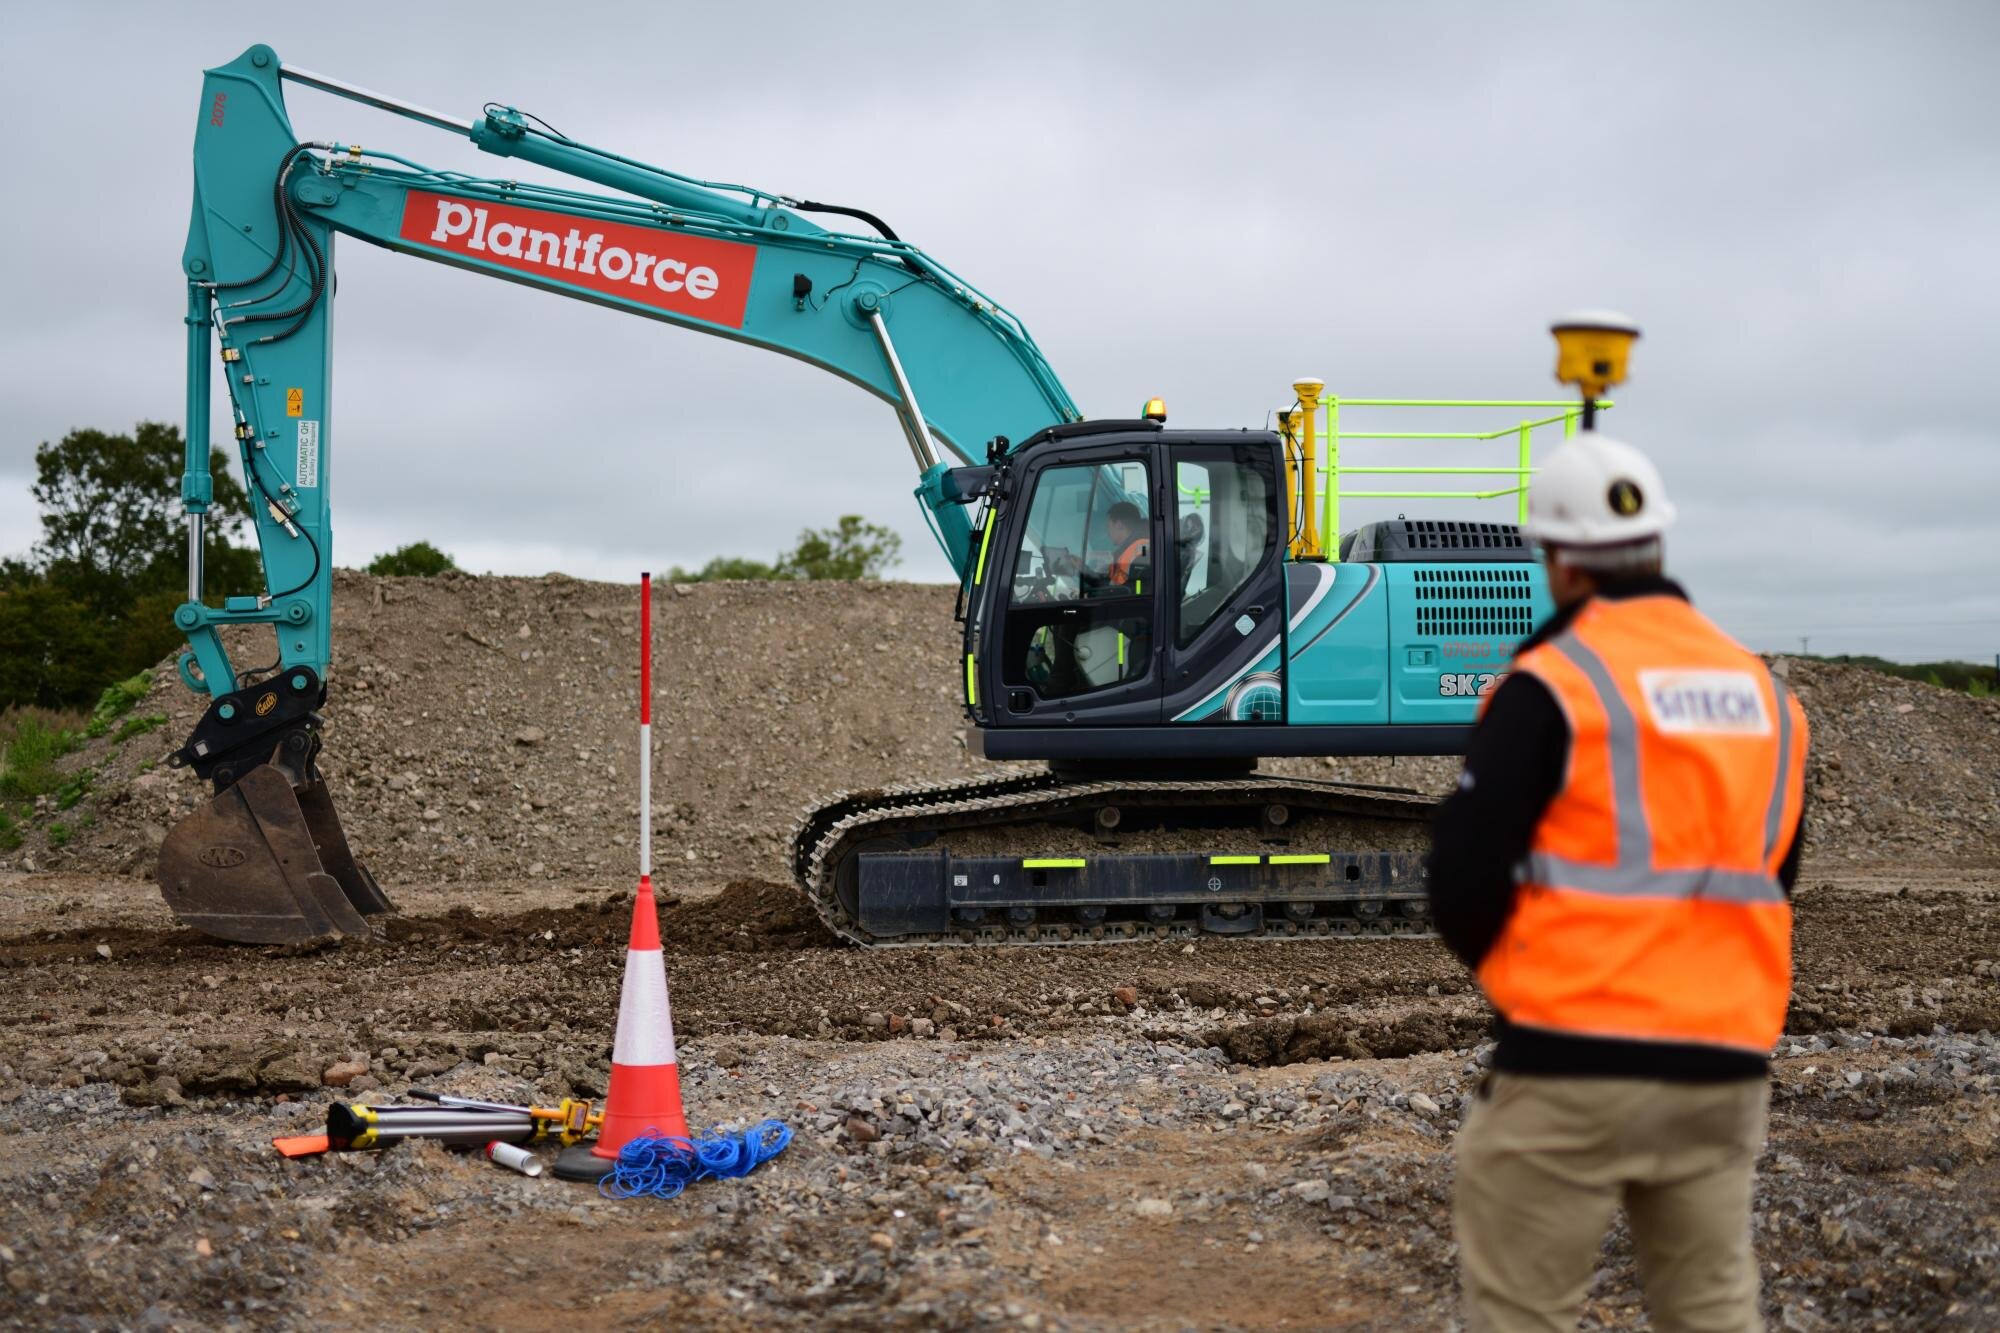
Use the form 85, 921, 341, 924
296, 420, 320, 489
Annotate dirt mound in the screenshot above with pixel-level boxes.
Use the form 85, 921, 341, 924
1772, 655, 2000, 864
661, 877, 837, 953
6, 572, 1997, 890
7, 571, 1014, 889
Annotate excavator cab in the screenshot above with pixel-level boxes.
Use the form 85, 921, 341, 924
963, 417, 1547, 765
962, 420, 1287, 752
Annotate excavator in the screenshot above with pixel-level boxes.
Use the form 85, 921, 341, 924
164, 45, 1557, 947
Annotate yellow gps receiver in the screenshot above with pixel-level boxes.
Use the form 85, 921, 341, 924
1551, 310, 1640, 399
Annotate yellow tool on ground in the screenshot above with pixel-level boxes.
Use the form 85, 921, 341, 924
271, 1091, 603, 1158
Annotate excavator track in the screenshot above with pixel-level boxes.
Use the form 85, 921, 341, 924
791, 773, 1442, 947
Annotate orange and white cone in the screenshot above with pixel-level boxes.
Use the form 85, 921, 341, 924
592, 873, 688, 1153
555, 572, 689, 1183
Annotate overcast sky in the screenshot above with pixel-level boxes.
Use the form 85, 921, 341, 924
2, 1, 1996, 662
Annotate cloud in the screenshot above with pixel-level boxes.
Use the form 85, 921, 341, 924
1, 1, 1994, 662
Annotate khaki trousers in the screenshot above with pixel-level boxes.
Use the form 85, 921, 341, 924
1453, 1073, 1769, 1333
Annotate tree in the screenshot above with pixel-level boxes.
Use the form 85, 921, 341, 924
665, 515, 904, 583
366, 541, 461, 577
778, 515, 903, 581
29, 422, 259, 616
665, 555, 785, 582
1, 422, 264, 709
0, 571, 122, 710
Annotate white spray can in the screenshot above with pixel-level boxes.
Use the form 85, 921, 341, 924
487, 1140, 543, 1177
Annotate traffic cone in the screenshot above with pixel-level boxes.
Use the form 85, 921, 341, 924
552, 874, 688, 1181
554, 572, 690, 1183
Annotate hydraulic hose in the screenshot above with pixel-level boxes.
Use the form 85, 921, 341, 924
792, 199, 901, 242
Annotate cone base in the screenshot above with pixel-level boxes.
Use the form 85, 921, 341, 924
593, 1060, 689, 1158
551, 1141, 617, 1183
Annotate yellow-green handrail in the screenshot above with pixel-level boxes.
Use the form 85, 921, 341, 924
1317, 397, 1608, 559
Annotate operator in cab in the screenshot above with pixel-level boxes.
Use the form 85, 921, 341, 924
1427, 432, 1808, 1333
1099, 500, 1149, 590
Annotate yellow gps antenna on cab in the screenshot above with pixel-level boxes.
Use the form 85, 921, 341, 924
1550, 310, 1639, 430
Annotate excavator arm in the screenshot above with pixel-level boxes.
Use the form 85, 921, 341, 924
180, 44, 1077, 698
163, 45, 1079, 942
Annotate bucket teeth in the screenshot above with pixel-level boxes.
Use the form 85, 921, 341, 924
157, 764, 394, 945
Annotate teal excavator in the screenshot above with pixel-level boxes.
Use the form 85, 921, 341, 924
166, 45, 1570, 946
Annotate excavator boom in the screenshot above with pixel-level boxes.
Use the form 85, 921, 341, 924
167, 46, 1080, 942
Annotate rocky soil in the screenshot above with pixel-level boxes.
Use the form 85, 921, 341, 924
1, 574, 1997, 1329
1, 871, 1996, 1329
6, 574, 1998, 886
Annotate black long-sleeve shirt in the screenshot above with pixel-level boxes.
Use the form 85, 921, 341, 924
1426, 575, 1806, 1081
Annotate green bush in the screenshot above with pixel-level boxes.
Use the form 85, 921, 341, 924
367, 542, 460, 577
46, 822, 69, 848
114, 713, 168, 744
85, 672, 152, 738
0, 810, 20, 852
1819, 655, 1999, 696
55, 769, 92, 810
669, 515, 903, 583
666, 555, 785, 582
0, 711, 82, 802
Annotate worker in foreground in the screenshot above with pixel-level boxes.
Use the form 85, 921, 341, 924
1428, 426, 1809, 1332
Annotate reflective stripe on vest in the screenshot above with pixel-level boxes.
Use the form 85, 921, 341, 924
1477, 596, 1805, 1054
1763, 673, 1796, 866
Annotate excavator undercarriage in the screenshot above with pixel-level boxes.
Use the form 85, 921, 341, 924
792, 771, 1439, 946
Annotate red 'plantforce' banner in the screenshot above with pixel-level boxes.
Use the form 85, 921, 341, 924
396, 190, 758, 329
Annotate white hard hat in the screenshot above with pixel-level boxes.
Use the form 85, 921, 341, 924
1524, 431, 1676, 547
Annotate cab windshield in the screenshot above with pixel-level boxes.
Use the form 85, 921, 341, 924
1010, 461, 1151, 602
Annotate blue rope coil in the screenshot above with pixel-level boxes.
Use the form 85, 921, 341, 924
599, 1120, 793, 1200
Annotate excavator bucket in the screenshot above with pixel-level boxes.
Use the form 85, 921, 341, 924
157, 765, 394, 944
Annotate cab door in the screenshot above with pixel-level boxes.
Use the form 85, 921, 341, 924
1161, 439, 1286, 723
984, 445, 1163, 725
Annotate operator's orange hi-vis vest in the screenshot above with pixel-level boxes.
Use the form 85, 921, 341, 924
1476, 595, 1808, 1054
1110, 538, 1149, 587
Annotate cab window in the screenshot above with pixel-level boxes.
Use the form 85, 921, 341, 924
1173, 448, 1274, 647
1010, 461, 1151, 602
1003, 460, 1153, 699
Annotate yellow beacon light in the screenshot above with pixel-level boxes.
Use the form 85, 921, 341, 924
1141, 396, 1168, 423
1551, 309, 1639, 429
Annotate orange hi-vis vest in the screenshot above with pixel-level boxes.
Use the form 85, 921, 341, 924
1476, 594, 1809, 1055
1110, 538, 1149, 587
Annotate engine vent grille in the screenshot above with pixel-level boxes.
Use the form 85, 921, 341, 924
1340, 519, 1533, 564
1397, 520, 1528, 552
1412, 567, 1536, 636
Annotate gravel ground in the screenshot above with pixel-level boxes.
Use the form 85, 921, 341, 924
1, 871, 1995, 1329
